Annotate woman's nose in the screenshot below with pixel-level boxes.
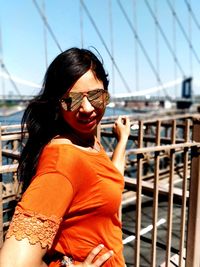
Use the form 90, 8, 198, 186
79, 96, 94, 113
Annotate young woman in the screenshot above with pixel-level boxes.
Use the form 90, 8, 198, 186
0, 47, 130, 266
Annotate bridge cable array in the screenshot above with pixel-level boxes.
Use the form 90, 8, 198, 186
80, 0, 132, 93
167, 0, 200, 66
144, 0, 185, 78
153, 0, 160, 91
185, 0, 193, 79
172, 0, 178, 95
0, 60, 23, 99
2, 1, 199, 100
0, 23, 5, 100
132, 0, 140, 92
32, 0, 63, 53
0, 23, 22, 99
42, 0, 48, 69
184, 0, 200, 33
108, 0, 116, 100
79, 1, 84, 48
117, 0, 172, 100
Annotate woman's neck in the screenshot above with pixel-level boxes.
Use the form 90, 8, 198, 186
72, 132, 95, 147
61, 129, 95, 147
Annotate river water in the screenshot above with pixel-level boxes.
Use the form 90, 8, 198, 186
0, 107, 132, 125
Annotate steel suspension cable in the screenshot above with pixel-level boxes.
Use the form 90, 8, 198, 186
80, 0, 131, 93
184, 0, 200, 88
117, 0, 171, 99
132, 0, 139, 92
0, 21, 28, 99
108, 0, 115, 99
154, 0, 160, 90
172, 0, 178, 96
0, 22, 5, 102
144, 0, 185, 77
187, 0, 193, 76
32, 0, 62, 52
0, 60, 23, 98
42, 0, 48, 69
167, 0, 200, 66
184, 0, 200, 32
0, 22, 22, 98
79, 0, 84, 48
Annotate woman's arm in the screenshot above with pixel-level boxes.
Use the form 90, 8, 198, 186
112, 116, 130, 221
0, 237, 113, 267
111, 116, 130, 175
0, 236, 48, 267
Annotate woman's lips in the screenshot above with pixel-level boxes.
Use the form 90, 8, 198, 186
78, 117, 97, 126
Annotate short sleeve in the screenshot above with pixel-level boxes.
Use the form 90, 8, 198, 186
6, 172, 74, 248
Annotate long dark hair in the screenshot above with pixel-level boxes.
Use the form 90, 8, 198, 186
18, 47, 109, 192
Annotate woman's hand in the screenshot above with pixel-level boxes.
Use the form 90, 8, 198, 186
113, 116, 130, 142
111, 116, 131, 175
62, 244, 113, 266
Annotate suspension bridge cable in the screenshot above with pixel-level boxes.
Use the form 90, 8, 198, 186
184, 0, 200, 90
187, 0, 193, 76
42, 0, 48, 69
0, 59, 23, 98
79, 0, 84, 48
0, 22, 5, 102
108, 0, 115, 98
184, 0, 200, 32
0, 24, 2, 60
32, 0, 62, 52
132, 0, 139, 92
0, 22, 22, 98
166, 0, 200, 65
117, 0, 171, 99
80, 0, 131, 93
108, 0, 116, 114
154, 0, 160, 87
172, 0, 178, 97
144, 0, 185, 77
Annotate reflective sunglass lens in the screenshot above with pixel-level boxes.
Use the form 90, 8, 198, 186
61, 89, 109, 111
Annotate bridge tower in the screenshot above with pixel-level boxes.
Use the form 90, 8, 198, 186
177, 77, 193, 109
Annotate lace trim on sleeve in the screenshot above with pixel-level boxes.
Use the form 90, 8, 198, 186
6, 206, 62, 249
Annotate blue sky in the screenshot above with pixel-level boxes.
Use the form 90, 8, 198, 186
0, 0, 200, 97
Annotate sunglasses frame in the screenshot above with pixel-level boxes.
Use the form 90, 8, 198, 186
60, 88, 110, 112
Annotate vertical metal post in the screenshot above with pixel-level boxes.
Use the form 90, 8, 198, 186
178, 119, 190, 267
135, 120, 143, 267
166, 119, 176, 266
186, 118, 200, 267
151, 120, 161, 267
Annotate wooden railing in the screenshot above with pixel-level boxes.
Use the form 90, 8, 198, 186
1, 113, 200, 266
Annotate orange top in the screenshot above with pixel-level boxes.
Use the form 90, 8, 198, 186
6, 142, 125, 266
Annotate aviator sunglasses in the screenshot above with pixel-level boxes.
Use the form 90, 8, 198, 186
60, 88, 110, 112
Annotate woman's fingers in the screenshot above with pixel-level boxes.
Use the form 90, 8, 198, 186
121, 116, 130, 126
116, 115, 124, 125
84, 244, 113, 266
84, 244, 104, 263
113, 116, 131, 139
61, 245, 114, 266
92, 250, 113, 266
115, 116, 130, 126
